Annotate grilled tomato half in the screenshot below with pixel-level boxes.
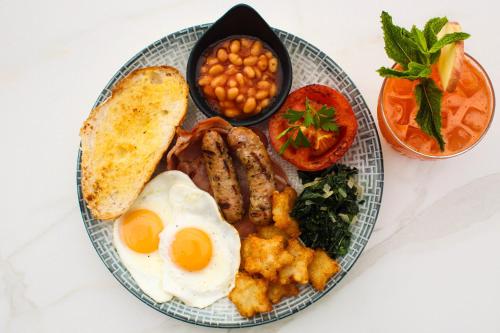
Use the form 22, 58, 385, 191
269, 84, 357, 171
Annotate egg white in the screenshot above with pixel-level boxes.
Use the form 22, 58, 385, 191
113, 171, 198, 303
159, 181, 241, 308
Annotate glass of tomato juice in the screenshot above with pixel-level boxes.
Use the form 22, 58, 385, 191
377, 54, 495, 159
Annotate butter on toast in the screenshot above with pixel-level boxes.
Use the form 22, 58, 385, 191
80, 66, 188, 220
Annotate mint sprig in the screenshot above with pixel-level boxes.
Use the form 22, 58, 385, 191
415, 79, 445, 150
377, 11, 470, 151
377, 62, 431, 80
277, 98, 339, 155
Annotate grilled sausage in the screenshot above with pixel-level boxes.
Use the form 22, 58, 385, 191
201, 130, 244, 223
227, 127, 275, 225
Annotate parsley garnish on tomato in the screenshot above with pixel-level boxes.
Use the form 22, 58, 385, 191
269, 84, 358, 171
277, 98, 339, 154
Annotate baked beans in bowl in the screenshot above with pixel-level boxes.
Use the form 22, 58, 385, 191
186, 4, 292, 126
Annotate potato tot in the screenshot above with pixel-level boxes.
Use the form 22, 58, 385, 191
272, 187, 301, 238
308, 249, 340, 291
229, 272, 272, 318
267, 282, 299, 304
257, 225, 289, 240
241, 234, 293, 281
278, 239, 314, 285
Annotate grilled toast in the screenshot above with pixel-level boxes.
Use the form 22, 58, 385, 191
80, 66, 188, 220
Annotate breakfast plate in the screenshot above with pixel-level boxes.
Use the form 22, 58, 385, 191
77, 24, 384, 328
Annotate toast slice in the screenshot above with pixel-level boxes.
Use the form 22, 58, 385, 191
80, 66, 188, 220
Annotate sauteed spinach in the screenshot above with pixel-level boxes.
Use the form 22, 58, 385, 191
292, 164, 363, 258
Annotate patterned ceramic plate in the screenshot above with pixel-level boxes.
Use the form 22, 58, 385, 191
77, 25, 384, 328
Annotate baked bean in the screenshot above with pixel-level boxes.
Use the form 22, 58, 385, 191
217, 48, 228, 62
203, 85, 215, 97
254, 67, 262, 79
225, 64, 238, 76
260, 98, 270, 108
210, 74, 228, 88
255, 90, 269, 100
243, 66, 255, 79
257, 80, 270, 89
241, 38, 252, 49
198, 76, 211, 86
208, 64, 224, 76
269, 57, 278, 73
235, 73, 245, 86
243, 56, 258, 66
270, 83, 277, 97
257, 58, 268, 71
230, 40, 241, 53
227, 87, 239, 100
228, 53, 243, 66
197, 36, 280, 119
236, 94, 245, 103
215, 87, 226, 101
207, 57, 219, 66
250, 41, 263, 56
222, 100, 236, 108
243, 97, 257, 113
224, 108, 240, 118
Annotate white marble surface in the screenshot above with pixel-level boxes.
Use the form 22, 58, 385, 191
1, 0, 500, 332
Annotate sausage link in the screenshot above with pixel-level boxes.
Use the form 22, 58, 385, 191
227, 127, 275, 225
201, 131, 244, 223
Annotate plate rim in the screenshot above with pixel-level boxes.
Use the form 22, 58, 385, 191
77, 24, 384, 328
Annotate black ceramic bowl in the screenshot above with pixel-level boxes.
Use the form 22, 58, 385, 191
186, 4, 293, 126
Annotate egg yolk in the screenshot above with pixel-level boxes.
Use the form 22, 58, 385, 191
121, 209, 163, 254
171, 228, 212, 271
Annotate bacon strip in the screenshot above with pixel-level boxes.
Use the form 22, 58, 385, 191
167, 117, 233, 171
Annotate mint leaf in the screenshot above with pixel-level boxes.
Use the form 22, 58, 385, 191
424, 17, 448, 48
411, 25, 428, 53
429, 32, 470, 53
381, 11, 419, 67
415, 79, 445, 150
377, 61, 431, 80
283, 109, 304, 123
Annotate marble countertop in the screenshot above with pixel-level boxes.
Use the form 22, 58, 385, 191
1, 0, 499, 332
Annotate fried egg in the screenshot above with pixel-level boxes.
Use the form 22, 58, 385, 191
112, 171, 191, 303
159, 175, 241, 308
